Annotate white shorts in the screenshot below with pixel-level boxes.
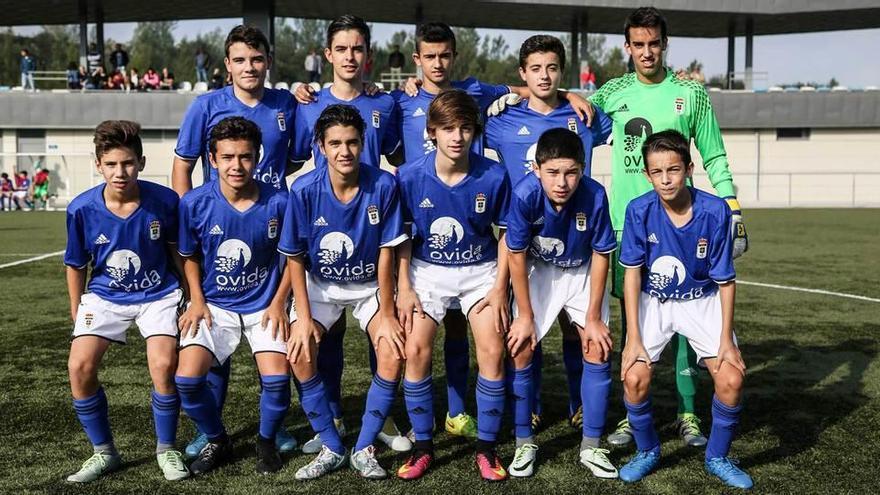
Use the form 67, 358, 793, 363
411, 259, 497, 324
637, 290, 736, 364
72, 288, 182, 344
179, 303, 288, 365
513, 262, 610, 342
13, 191, 27, 198
289, 273, 380, 332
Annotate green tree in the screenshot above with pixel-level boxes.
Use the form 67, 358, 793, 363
129, 21, 177, 75
273, 18, 328, 84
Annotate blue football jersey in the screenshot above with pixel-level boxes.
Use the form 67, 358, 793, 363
279, 165, 406, 283
178, 181, 287, 313
619, 188, 735, 301
506, 173, 616, 268
291, 87, 400, 168
174, 85, 297, 189
392, 77, 510, 161
484, 99, 612, 185
397, 151, 511, 266
64, 181, 180, 304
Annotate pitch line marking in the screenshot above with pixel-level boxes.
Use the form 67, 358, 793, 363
0, 250, 65, 270
739, 280, 880, 303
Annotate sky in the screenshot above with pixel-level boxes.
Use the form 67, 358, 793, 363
12, 19, 880, 88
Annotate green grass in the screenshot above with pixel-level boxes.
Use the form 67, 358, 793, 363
0, 209, 878, 494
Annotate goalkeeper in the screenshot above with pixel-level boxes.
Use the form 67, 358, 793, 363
589, 6, 748, 448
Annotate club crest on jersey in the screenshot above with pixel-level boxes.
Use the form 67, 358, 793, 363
696, 238, 708, 259
674, 97, 685, 115
575, 212, 587, 231
475, 193, 487, 213
367, 205, 380, 225
372, 110, 381, 128
567, 117, 578, 133
84, 313, 94, 327
276, 112, 287, 131
268, 218, 279, 239
149, 220, 161, 240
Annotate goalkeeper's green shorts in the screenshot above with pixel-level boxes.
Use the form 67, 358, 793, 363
34, 184, 48, 197
611, 230, 625, 299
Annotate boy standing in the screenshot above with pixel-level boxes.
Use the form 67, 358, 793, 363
64, 120, 187, 482
617, 130, 751, 489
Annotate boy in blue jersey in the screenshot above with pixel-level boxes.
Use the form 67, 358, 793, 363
505, 128, 617, 479
65, 120, 188, 483
172, 24, 298, 457
617, 130, 751, 489
395, 90, 512, 482
281, 105, 408, 480
172, 25, 298, 193
174, 117, 292, 476
290, 14, 411, 455
486, 35, 613, 434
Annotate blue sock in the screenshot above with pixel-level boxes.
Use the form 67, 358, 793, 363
297, 375, 344, 454
355, 375, 399, 451
511, 364, 534, 440
206, 359, 231, 411
258, 374, 290, 440
581, 361, 611, 439
73, 387, 113, 447
531, 342, 544, 416
404, 376, 434, 442
175, 375, 225, 441
317, 329, 345, 419
476, 375, 505, 442
562, 339, 584, 416
444, 337, 469, 417
705, 395, 742, 460
151, 390, 180, 447
625, 397, 661, 454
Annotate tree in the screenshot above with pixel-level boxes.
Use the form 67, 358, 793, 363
273, 18, 328, 84
129, 21, 177, 75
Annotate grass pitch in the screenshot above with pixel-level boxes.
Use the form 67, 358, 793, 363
0, 209, 878, 494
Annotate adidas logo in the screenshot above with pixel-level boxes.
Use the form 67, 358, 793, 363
517, 126, 530, 136
409, 406, 428, 414
419, 198, 434, 208
314, 216, 328, 226
648, 232, 659, 244
532, 216, 544, 226
616, 104, 629, 112
679, 367, 698, 377
369, 409, 384, 419
209, 224, 224, 235
413, 107, 425, 117
94, 233, 110, 245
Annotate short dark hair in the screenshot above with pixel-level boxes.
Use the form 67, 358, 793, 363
624, 7, 668, 43
94, 120, 143, 159
641, 129, 691, 169
224, 25, 270, 57
519, 35, 566, 69
416, 22, 456, 53
209, 117, 262, 156
427, 89, 482, 137
326, 15, 371, 51
535, 128, 584, 167
314, 104, 365, 144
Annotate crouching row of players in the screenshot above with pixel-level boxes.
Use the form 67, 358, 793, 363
65, 91, 750, 488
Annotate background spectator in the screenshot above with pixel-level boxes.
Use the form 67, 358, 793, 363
388, 44, 404, 75
195, 47, 209, 83
108, 69, 126, 90
142, 67, 160, 90
110, 44, 129, 75
33, 168, 51, 210
86, 42, 102, 76
304, 47, 321, 83
66, 62, 81, 90
0, 173, 13, 211
579, 60, 596, 91
91, 66, 107, 89
159, 67, 175, 90
209, 67, 224, 89
129, 67, 140, 91
13, 171, 33, 210
20, 49, 36, 91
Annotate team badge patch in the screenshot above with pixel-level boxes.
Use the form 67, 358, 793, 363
268, 218, 278, 239
277, 112, 287, 131
372, 110, 381, 128
674, 97, 685, 115
576, 212, 587, 231
475, 193, 487, 213
84, 313, 94, 328
696, 238, 708, 259
367, 205, 380, 225
149, 220, 161, 240
567, 117, 578, 133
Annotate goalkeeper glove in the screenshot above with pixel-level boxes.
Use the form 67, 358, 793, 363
725, 197, 749, 259
486, 93, 522, 117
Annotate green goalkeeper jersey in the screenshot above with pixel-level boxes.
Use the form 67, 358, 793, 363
590, 69, 736, 230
